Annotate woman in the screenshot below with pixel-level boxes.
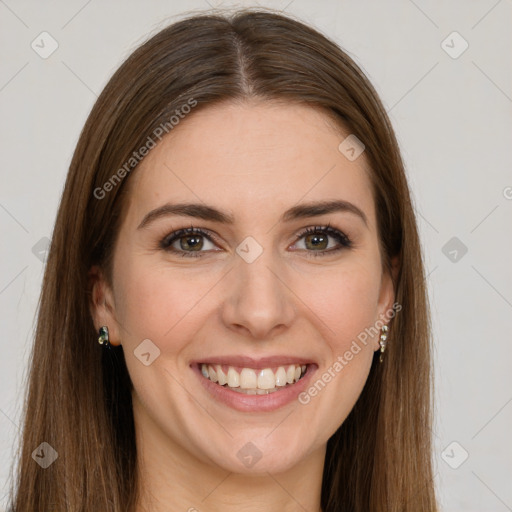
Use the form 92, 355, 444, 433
8, 9, 437, 511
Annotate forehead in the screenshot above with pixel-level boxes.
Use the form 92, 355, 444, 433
127, 100, 376, 228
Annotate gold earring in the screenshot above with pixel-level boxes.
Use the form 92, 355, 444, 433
379, 325, 389, 363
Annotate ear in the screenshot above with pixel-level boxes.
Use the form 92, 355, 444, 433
88, 265, 122, 346
374, 255, 400, 350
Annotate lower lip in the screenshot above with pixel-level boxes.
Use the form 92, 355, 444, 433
191, 364, 317, 412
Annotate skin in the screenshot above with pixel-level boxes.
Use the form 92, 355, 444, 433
91, 99, 395, 512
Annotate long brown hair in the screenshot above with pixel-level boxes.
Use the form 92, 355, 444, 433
8, 8, 436, 511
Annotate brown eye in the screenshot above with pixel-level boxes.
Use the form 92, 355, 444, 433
160, 227, 217, 258
178, 234, 204, 251
304, 232, 329, 251
293, 225, 352, 257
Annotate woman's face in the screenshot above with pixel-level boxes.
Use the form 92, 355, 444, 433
93, 100, 395, 475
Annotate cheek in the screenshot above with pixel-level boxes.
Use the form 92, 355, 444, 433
112, 263, 209, 410
113, 257, 215, 352
293, 259, 383, 438
114, 247, 383, 354
296, 258, 382, 350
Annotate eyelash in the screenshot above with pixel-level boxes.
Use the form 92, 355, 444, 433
159, 223, 352, 259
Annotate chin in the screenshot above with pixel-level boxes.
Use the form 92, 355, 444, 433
199, 432, 313, 476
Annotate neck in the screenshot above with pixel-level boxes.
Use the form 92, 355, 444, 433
132, 397, 325, 512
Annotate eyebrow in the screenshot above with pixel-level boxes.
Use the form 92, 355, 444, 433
137, 199, 368, 229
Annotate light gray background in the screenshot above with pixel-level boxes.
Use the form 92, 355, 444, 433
1, 1, 511, 510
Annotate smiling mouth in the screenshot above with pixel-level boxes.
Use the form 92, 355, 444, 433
199, 363, 308, 395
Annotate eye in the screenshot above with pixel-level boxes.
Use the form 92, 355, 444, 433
160, 227, 218, 258
291, 224, 352, 257
160, 223, 352, 259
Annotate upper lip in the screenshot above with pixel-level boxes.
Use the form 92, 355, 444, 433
190, 355, 316, 369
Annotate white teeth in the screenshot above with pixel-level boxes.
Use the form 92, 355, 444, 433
216, 365, 227, 386
257, 368, 276, 390
201, 363, 307, 392
227, 367, 240, 388
240, 368, 257, 389
275, 366, 287, 387
286, 365, 295, 384
208, 366, 218, 383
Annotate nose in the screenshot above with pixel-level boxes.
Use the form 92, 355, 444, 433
221, 249, 296, 340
